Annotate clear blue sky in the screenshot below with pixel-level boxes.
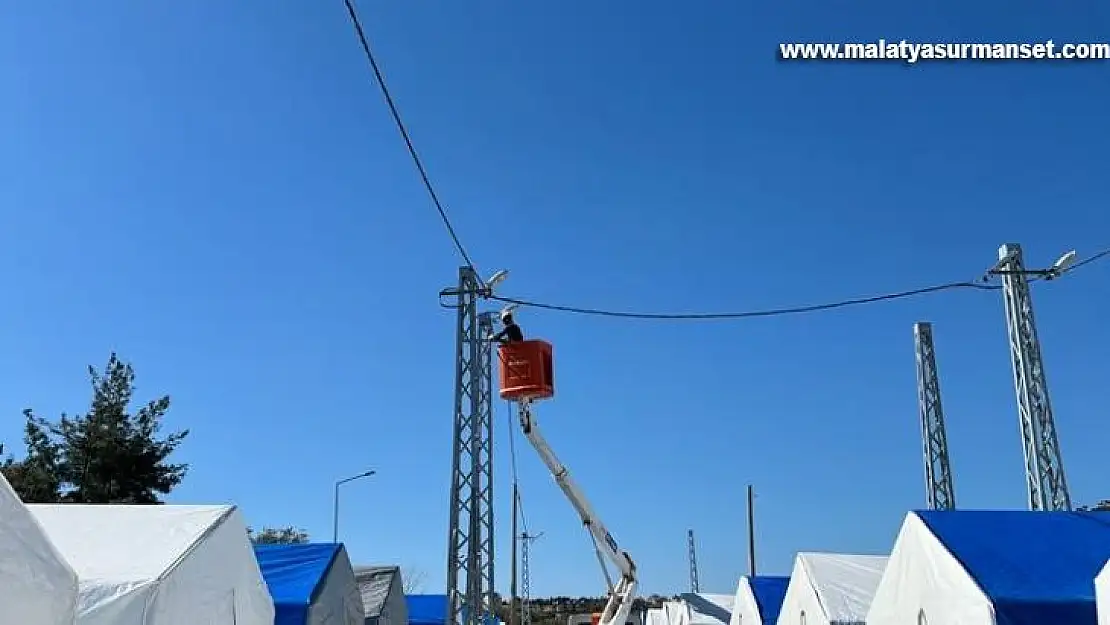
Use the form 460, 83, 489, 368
2, 0, 1108, 599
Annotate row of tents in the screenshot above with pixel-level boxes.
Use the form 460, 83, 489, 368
0, 472, 418, 625
651, 509, 1110, 625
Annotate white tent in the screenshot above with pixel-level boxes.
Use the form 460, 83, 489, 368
776, 553, 886, 625
867, 510, 1110, 625
663, 601, 689, 625
1098, 559, 1109, 625
646, 607, 669, 625
28, 503, 275, 625
729, 576, 789, 625
0, 472, 79, 625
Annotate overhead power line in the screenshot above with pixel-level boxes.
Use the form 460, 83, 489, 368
490, 248, 1108, 321
1066, 248, 1109, 273
341, 0, 481, 278
338, 0, 1106, 324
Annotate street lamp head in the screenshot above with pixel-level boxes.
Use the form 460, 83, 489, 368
361, 470, 377, 478
1052, 250, 1077, 273
486, 269, 509, 291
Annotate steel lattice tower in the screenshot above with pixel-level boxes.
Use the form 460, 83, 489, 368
995, 244, 1072, 511
687, 530, 700, 593
445, 266, 496, 625
914, 322, 957, 510
520, 532, 541, 625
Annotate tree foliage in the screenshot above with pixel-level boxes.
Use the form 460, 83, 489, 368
1078, 500, 1110, 512
0, 353, 189, 504
249, 526, 310, 544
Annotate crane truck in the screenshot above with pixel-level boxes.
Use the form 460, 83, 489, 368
516, 397, 638, 625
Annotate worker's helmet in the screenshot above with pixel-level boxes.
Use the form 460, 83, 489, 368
499, 305, 517, 323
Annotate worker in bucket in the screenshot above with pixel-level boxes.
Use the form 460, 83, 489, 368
492, 306, 524, 344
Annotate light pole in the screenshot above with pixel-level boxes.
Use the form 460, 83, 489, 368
333, 470, 375, 543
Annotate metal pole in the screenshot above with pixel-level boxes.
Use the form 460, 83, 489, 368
520, 531, 541, 625
994, 244, 1072, 511
510, 485, 519, 625
333, 481, 340, 543
915, 322, 957, 510
332, 470, 376, 543
746, 485, 756, 577
687, 530, 699, 593
445, 267, 496, 625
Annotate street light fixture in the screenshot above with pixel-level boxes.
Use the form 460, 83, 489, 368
333, 470, 375, 543
986, 248, 1078, 281
438, 268, 510, 300
1049, 250, 1077, 276
486, 269, 509, 291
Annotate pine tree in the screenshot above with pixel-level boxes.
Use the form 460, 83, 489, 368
1, 353, 189, 504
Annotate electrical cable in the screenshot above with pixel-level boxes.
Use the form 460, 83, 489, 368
492, 280, 994, 320
340, 0, 1104, 324
506, 398, 529, 535
341, 0, 482, 283
1061, 248, 1109, 275
489, 248, 1108, 321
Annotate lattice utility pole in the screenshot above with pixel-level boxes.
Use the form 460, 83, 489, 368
914, 322, 956, 510
687, 529, 700, 593
520, 531, 542, 625
990, 244, 1072, 511
444, 266, 497, 625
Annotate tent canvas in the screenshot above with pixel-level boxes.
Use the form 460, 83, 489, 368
660, 601, 689, 625
1098, 559, 1109, 625
354, 565, 406, 625
255, 543, 365, 625
28, 503, 274, 625
776, 553, 887, 625
0, 471, 79, 625
646, 607, 668, 625
407, 594, 448, 625
729, 576, 789, 625
680, 593, 735, 625
867, 510, 1110, 625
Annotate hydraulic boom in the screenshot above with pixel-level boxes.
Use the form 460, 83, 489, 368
516, 399, 638, 625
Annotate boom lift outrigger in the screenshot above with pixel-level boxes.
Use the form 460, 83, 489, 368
514, 397, 638, 625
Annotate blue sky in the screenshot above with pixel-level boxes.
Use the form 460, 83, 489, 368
2, 0, 1108, 599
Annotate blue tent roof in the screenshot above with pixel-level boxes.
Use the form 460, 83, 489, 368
255, 543, 343, 625
407, 594, 448, 625
917, 510, 1110, 625
748, 576, 789, 625
406, 594, 497, 625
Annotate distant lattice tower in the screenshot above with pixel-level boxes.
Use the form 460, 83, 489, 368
687, 529, 700, 593
520, 531, 542, 625
914, 322, 957, 510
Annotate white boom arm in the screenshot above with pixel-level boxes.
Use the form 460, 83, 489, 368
517, 399, 638, 625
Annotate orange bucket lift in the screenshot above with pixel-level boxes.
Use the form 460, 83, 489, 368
498, 339, 554, 402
